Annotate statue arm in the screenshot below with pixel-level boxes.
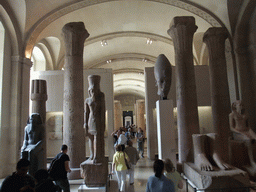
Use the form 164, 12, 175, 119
84, 101, 90, 134
229, 113, 236, 130
100, 93, 106, 132
21, 128, 29, 151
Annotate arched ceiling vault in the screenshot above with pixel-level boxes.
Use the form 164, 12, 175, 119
25, 0, 229, 97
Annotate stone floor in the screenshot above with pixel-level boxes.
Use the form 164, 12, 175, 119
0, 140, 255, 191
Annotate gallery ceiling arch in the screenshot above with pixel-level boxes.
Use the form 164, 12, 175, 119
25, 0, 229, 97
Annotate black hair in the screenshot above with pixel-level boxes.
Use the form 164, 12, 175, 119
17, 159, 30, 169
115, 144, 122, 152
61, 144, 68, 151
34, 169, 49, 182
153, 159, 164, 178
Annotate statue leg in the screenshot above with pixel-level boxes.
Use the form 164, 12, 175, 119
206, 133, 232, 170
193, 134, 213, 171
88, 134, 94, 160
93, 135, 97, 164
93, 132, 104, 164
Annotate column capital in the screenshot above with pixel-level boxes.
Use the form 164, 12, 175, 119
31, 79, 48, 101
62, 22, 90, 56
203, 27, 228, 43
11, 56, 33, 68
168, 16, 198, 37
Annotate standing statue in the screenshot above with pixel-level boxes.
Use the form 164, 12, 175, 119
84, 75, 106, 164
21, 113, 44, 175
154, 54, 172, 100
229, 100, 256, 175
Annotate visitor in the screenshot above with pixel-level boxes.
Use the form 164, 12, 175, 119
112, 144, 130, 192
136, 127, 145, 158
51, 144, 71, 192
164, 158, 183, 191
117, 131, 128, 151
34, 169, 57, 192
124, 140, 140, 185
125, 128, 133, 141
0, 158, 35, 192
146, 159, 175, 192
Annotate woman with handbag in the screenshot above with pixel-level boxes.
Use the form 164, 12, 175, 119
112, 144, 130, 192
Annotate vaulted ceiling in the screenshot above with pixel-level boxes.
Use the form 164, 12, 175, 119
19, 0, 230, 98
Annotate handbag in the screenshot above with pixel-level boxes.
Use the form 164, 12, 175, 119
123, 152, 131, 170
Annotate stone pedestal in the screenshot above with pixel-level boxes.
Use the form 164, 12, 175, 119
62, 22, 90, 179
156, 100, 176, 166
168, 16, 200, 163
184, 162, 250, 190
78, 185, 106, 192
80, 158, 108, 187
203, 27, 230, 162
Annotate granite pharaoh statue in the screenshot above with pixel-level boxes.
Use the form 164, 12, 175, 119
84, 75, 106, 164
193, 133, 232, 171
229, 100, 256, 175
21, 113, 45, 175
154, 54, 172, 100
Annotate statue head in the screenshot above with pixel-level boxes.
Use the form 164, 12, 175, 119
232, 100, 245, 114
154, 54, 172, 100
88, 75, 101, 99
27, 113, 42, 125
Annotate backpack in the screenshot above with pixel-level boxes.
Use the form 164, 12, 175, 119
48, 155, 63, 180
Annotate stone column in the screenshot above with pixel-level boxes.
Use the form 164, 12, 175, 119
145, 67, 158, 160
168, 17, 200, 163
114, 100, 122, 130
3, 56, 31, 176
203, 27, 230, 162
30, 79, 48, 169
31, 80, 48, 123
136, 100, 145, 133
62, 22, 89, 179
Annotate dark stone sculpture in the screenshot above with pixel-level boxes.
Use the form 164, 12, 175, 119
81, 75, 108, 187
154, 54, 172, 100
84, 75, 106, 164
21, 113, 44, 176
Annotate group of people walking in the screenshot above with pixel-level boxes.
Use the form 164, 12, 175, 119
112, 141, 140, 192
112, 126, 145, 158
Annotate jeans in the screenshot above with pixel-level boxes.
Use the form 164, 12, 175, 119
137, 141, 144, 156
55, 178, 70, 192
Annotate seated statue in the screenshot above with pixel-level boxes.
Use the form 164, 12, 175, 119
21, 113, 44, 176
193, 133, 232, 171
229, 100, 256, 175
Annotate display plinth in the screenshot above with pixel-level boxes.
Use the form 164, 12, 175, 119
78, 184, 106, 192
80, 158, 108, 187
156, 100, 176, 165
184, 162, 250, 190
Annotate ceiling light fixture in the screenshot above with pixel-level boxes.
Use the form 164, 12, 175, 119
146, 38, 153, 45
101, 40, 108, 46
142, 58, 148, 62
